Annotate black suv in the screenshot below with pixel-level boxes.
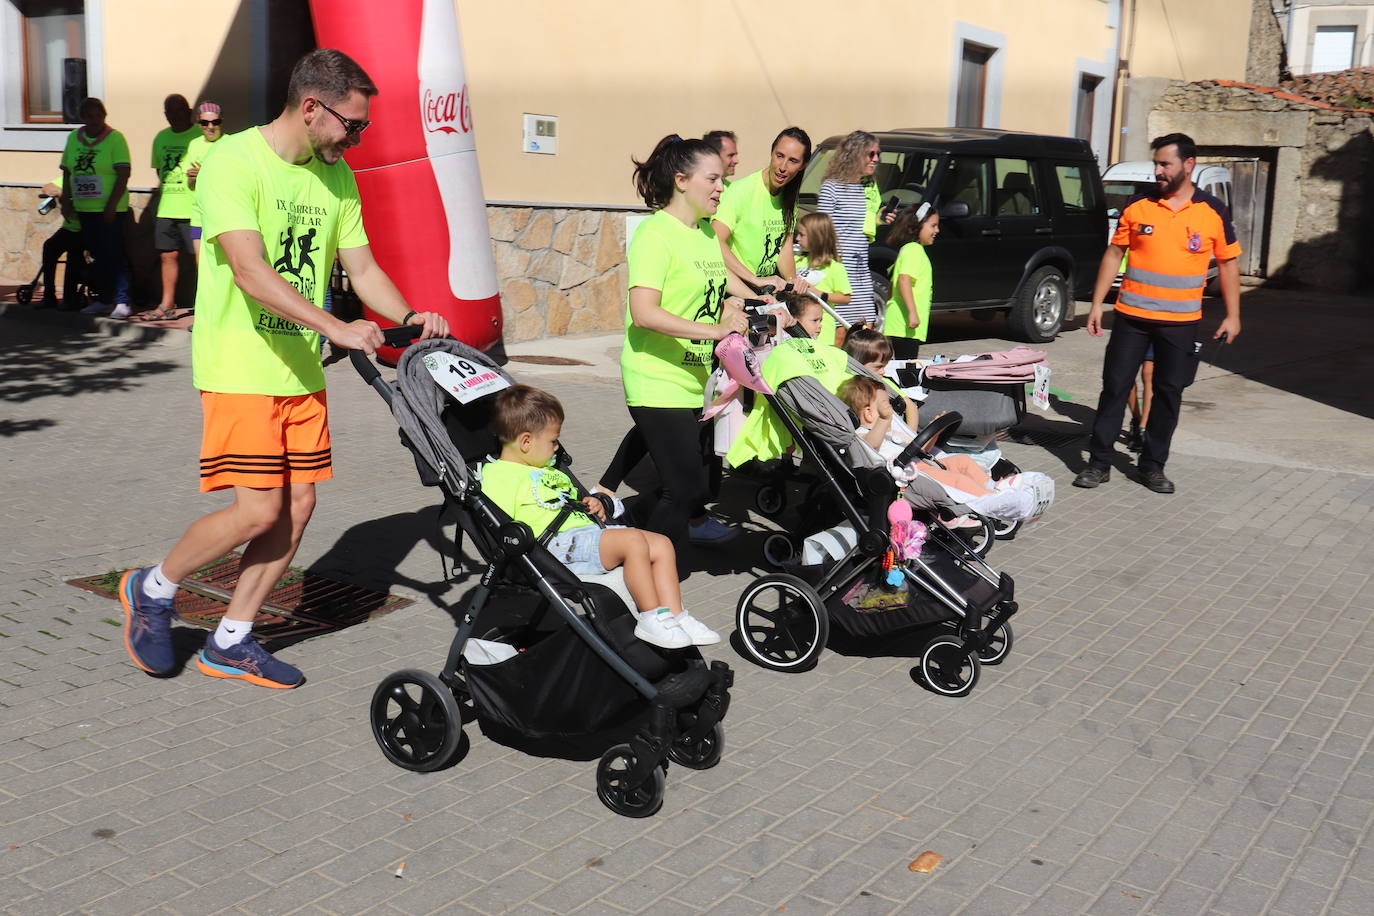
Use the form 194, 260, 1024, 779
799, 129, 1108, 342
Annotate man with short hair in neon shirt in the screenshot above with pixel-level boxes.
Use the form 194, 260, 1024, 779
118, 49, 449, 689
1075, 132, 1241, 495
702, 130, 738, 187
148, 94, 200, 318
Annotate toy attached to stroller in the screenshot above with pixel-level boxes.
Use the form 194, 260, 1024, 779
351, 329, 733, 817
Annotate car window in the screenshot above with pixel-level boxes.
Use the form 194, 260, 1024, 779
938, 156, 990, 217
796, 148, 834, 210
1059, 164, 1104, 212
993, 158, 1041, 216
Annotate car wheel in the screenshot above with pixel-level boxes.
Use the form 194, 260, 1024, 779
870, 270, 891, 320
1008, 265, 1067, 343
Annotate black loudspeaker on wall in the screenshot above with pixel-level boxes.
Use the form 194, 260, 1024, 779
62, 58, 87, 123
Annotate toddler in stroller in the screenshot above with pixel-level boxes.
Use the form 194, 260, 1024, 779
837, 375, 1054, 525
353, 332, 732, 818
481, 384, 719, 649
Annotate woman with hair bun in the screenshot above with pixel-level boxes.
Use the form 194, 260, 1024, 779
712, 126, 812, 295
818, 130, 891, 327
617, 134, 754, 546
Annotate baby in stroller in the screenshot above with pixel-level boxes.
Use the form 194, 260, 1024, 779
481, 384, 720, 650
837, 375, 1054, 523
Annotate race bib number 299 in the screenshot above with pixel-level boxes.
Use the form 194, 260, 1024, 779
73, 174, 103, 200
423, 351, 510, 404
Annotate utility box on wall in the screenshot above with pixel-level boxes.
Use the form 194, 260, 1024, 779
523, 114, 557, 154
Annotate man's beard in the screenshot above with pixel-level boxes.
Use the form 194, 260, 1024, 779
1157, 171, 1186, 195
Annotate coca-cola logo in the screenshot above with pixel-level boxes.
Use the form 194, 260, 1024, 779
422, 85, 472, 134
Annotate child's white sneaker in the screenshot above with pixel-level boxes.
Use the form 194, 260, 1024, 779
634, 608, 691, 649
675, 612, 721, 646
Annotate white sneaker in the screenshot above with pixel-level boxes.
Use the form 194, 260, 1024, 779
633, 608, 691, 650
109, 303, 132, 319
81, 300, 112, 315
688, 516, 739, 546
676, 612, 721, 646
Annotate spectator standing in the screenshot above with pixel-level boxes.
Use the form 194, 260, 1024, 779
1074, 132, 1241, 494
147, 94, 200, 319
59, 97, 131, 318
186, 100, 225, 263
702, 130, 739, 187
818, 130, 892, 326
881, 202, 940, 359
117, 49, 448, 688
35, 176, 85, 310
712, 127, 812, 295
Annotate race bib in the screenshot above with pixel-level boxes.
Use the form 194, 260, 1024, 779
73, 174, 103, 200
1032, 363, 1051, 411
423, 351, 510, 403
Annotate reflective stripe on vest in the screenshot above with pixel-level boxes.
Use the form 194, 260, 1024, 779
1117, 289, 1202, 314
1123, 265, 1206, 290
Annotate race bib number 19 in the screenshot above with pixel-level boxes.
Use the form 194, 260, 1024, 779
423, 351, 510, 404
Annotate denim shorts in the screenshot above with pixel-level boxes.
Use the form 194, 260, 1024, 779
546, 524, 621, 576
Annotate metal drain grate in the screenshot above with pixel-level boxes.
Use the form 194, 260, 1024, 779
68, 553, 413, 639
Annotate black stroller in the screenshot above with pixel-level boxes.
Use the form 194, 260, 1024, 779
351, 330, 733, 817
734, 373, 1019, 697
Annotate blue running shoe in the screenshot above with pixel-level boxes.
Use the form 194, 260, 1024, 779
197, 634, 303, 689
119, 567, 177, 675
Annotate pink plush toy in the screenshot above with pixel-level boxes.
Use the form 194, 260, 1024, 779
885, 500, 928, 584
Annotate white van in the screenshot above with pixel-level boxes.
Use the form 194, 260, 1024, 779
1102, 161, 1232, 289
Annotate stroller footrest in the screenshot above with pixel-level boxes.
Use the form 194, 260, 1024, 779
653, 666, 713, 710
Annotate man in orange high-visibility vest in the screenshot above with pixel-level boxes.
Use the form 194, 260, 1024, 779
1074, 133, 1242, 495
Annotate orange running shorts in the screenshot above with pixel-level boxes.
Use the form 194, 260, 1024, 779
198, 390, 332, 492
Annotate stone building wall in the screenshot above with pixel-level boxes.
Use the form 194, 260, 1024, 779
486, 205, 636, 343
1152, 79, 1374, 291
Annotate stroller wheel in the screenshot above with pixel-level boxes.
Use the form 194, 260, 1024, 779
755, 484, 786, 518
976, 622, 1014, 665
596, 743, 667, 818
370, 669, 464, 772
761, 532, 795, 568
953, 517, 994, 557
993, 518, 1022, 541
916, 636, 981, 697
16, 285, 34, 305
668, 720, 724, 770
734, 574, 829, 672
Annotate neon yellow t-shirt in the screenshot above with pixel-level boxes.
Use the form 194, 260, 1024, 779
797, 254, 852, 343
726, 337, 854, 466
621, 209, 728, 408
884, 242, 933, 341
152, 125, 200, 219
192, 128, 368, 396
714, 169, 788, 278
59, 129, 131, 213
186, 134, 222, 228
480, 460, 592, 536
863, 181, 882, 240
51, 175, 80, 232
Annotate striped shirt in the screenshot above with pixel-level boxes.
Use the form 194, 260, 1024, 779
819, 179, 876, 323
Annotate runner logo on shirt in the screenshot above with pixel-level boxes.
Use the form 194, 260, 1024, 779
73, 149, 97, 173
688, 276, 728, 355
159, 150, 181, 179
757, 231, 784, 276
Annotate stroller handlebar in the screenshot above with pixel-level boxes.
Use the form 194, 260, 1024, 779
348, 325, 425, 402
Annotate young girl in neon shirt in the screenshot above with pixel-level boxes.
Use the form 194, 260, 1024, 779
883, 202, 940, 360
794, 211, 852, 347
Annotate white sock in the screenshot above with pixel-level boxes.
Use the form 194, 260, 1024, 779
213, 617, 253, 650
143, 564, 179, 600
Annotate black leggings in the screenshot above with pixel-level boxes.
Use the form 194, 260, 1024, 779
599, 426, 647, 492
627, 406, 709, 543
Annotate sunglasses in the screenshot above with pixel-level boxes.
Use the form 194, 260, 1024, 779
866, 151, 881, 160
198, 118, 222, 127
315, 99, 370, 137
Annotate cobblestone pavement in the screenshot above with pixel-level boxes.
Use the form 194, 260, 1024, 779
3, 299, 1374, 916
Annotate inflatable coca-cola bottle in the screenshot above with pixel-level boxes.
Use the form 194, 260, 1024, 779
309, 0, 502, 361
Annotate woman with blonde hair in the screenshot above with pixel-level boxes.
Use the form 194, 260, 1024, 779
817, 130, 890, 326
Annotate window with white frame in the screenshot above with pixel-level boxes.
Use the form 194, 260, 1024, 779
2, 0, 101, 151
1311, 25, 1358, 73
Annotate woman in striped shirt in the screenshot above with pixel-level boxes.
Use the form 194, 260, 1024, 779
818, 130, 889, 326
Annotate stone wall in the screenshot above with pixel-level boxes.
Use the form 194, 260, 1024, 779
1153, 79, 1374, 292
487, 205, 637, 343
